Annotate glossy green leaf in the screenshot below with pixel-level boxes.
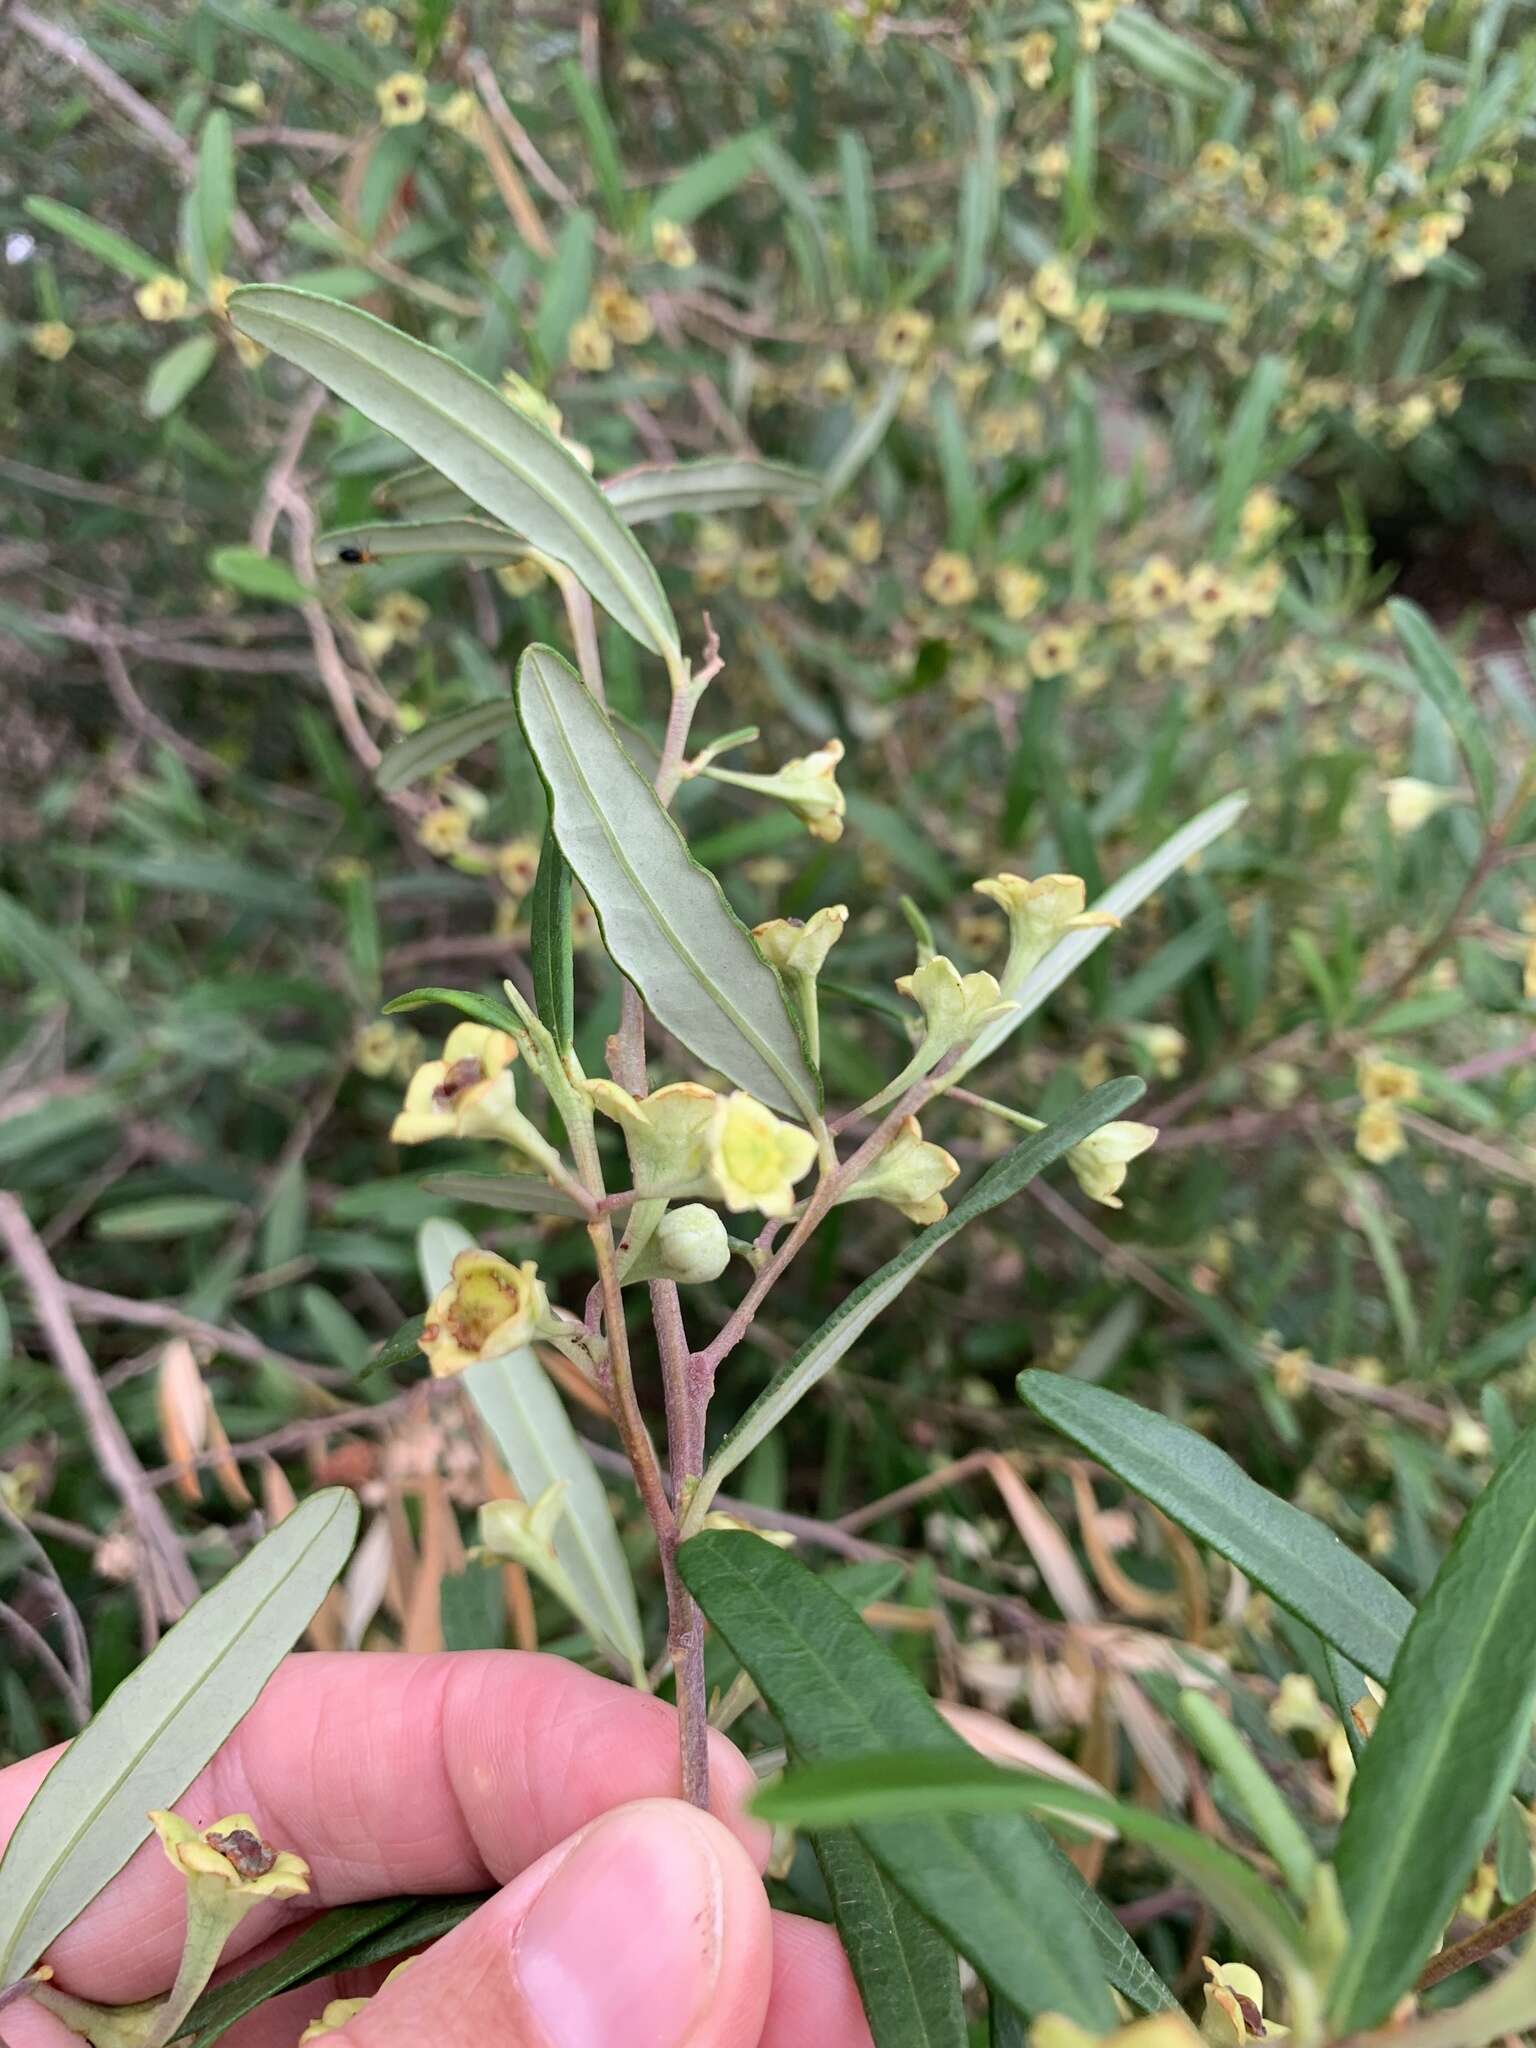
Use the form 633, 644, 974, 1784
530, 817, 573, 1051
228, 288, 679, 659
534, 210, 597, 366
144, 334, 219, 421
954, 792, 1249, 1083
383, 986, 523, 1036
688, 1080, 1146, 1528
1017, 1374, 1412, 1682
208, 545, 311, 604
0, 893, 128, 1036
93, 1195, 241, 1240
1102, 10, 1238, 101
515, 644, 819, 1121
604, 457, 819, 523
1211, 356, 1287, 551
418, 1173, 591, 1219
357, 1314, 426, 1382
466, 1350, 645, 1682
755, 1752, 1311, 2011
679, 1533, 1117, 2029
374, 702, 521, 793
317, 518, 536, 566
1329, 1425, 1536, 2030
811, 1825, 967, 2048
0, 1489, 359, 1985
24, 197, 163, 282
183, 1894, 486, 2047
1387, 598, 1497, 816
203, 0, 379, 90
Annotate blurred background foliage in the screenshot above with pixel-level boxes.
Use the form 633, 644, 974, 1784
2, 0, 1536, 1965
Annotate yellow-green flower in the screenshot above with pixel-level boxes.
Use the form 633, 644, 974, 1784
375, 589, 430, 644
1027, 622, 1086, 678
1128, 554, 1184, 616
301, 1961, 413, 2040
593, 280, 655, 345
28, 321, 75, 361
1066, 1119, 1159, 1208
704, 740, 846, 843
1355, 1102, 1405, 1165
1011, 29, 1055, 88
359, 5, 396, 41
873, 308, 933, 366
996, 286, 1045, 357
376, 71, 428, 126
706, 1093, 818, 1217
390, 1024, 519, 1145
753, 904, 849, 979
225, 79, 266, 114
1382, 775, 1456, 835
975, 872, 1119, 987
567, 313, 614, 372
1032, 259, 1079, 320
135, 274, 189, 323
923, 551, 980, 607
1357, 1056, 1417, 1106
149, 1811, 310, 1903
1201, 1959, 1288, 2047
839, 1115, 960, 1225
804, 548, 852, 603
737, 546, 783, 599
651, 217, 697, 267
435, 88, 480, 136
996, 565, 1046, 620
586, 1079, 719, 1196
415, 804, 472, 859
895, 954, 1016, 1057
421, 1249, 549, 1375
496, 556, 549, 598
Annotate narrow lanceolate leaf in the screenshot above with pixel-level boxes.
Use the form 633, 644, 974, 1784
384, 986, 523, 1037
419, 1173, 592, 1219
679, 1534, 1117, 2030
23, 196, 163, 282
375, 701, 522, 793
954, 792, 1249, 1084
516, 645, 819, 1121
604, 457, 819, 524
820, 370, 906, 506
756, 1754, 1310, 2014
1387, 598, 1497, 817
1328, 1425, 1536, 2031
227, 288, 679, 660
317, 518, 538, 567
687, 1080, 1146, 1526
1018, 1375, 1412, 1683
466, 1350, 645, 1682
530, 817, 573, 1051
811, 1825, 967, 2048
0, 1489, 359, 1986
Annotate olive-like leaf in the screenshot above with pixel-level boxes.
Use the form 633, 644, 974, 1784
466, 1350, 645, 1682
679, 1533, 1118, 2029
686, 1079, 1146, 1529
0, 1488, 360, 1985
418, 1173, 592, 1219
1017, 1373, 1412, 1683
604, 457, 819, 523
811, 1825, 967, 2048
515, 644, 819, 1121
1329, 1425, 1536, 2030
374, 702, 522, 793
317, 518, 538, 567
529, 816, 573, 1051
228, 287, 679, 659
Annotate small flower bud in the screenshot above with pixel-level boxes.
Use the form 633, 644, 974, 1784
895, 955, 1017, 1057
623, 1204, 731, 1286
134, 275, 189, 323
974, 872, 1119, 991
1066, 1120, 1158, 1209
752, 904, 849, 980
838, 1116, 960, 1225
1381, 776, 1456, 835
705, 741, 847, 842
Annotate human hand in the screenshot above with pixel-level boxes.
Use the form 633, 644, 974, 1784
0, 1652, 874, 2047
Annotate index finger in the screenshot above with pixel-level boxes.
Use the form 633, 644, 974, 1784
0, 1652, 768, 2005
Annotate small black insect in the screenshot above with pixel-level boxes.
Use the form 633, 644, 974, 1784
336, 545, 373, 565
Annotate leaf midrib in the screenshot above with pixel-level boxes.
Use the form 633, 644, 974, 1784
247, 298, 673, 658
0, 1495, 348, 1982
708, 1547, 1110, 2024
532, 662, 809, 1115
1333, 1501, 1536, 2022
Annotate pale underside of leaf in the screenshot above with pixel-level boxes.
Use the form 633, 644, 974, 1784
516, 644, 819, 1121
464, 1350, 644, 1679
0, 1488, 359, 1985
227, 287, 678, 659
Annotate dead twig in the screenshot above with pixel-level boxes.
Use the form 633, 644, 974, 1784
0, 1193, 197, 1626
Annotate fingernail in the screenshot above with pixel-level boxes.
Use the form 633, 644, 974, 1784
513, 1805, 724, 2047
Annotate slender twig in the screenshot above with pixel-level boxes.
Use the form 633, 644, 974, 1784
554, 569, 606, 706
1418, 1886, 1536, 1990
0, 1194, 197, 1624
93, 633, 231, 781
250, 384, 327, 555
58, 1281, 339, 1384
0, 1596, 89, 1729
0, 1488, 90, 1706
463, 48, 580, 213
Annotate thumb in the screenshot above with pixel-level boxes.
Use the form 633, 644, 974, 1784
325, 1798, 774, 2048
